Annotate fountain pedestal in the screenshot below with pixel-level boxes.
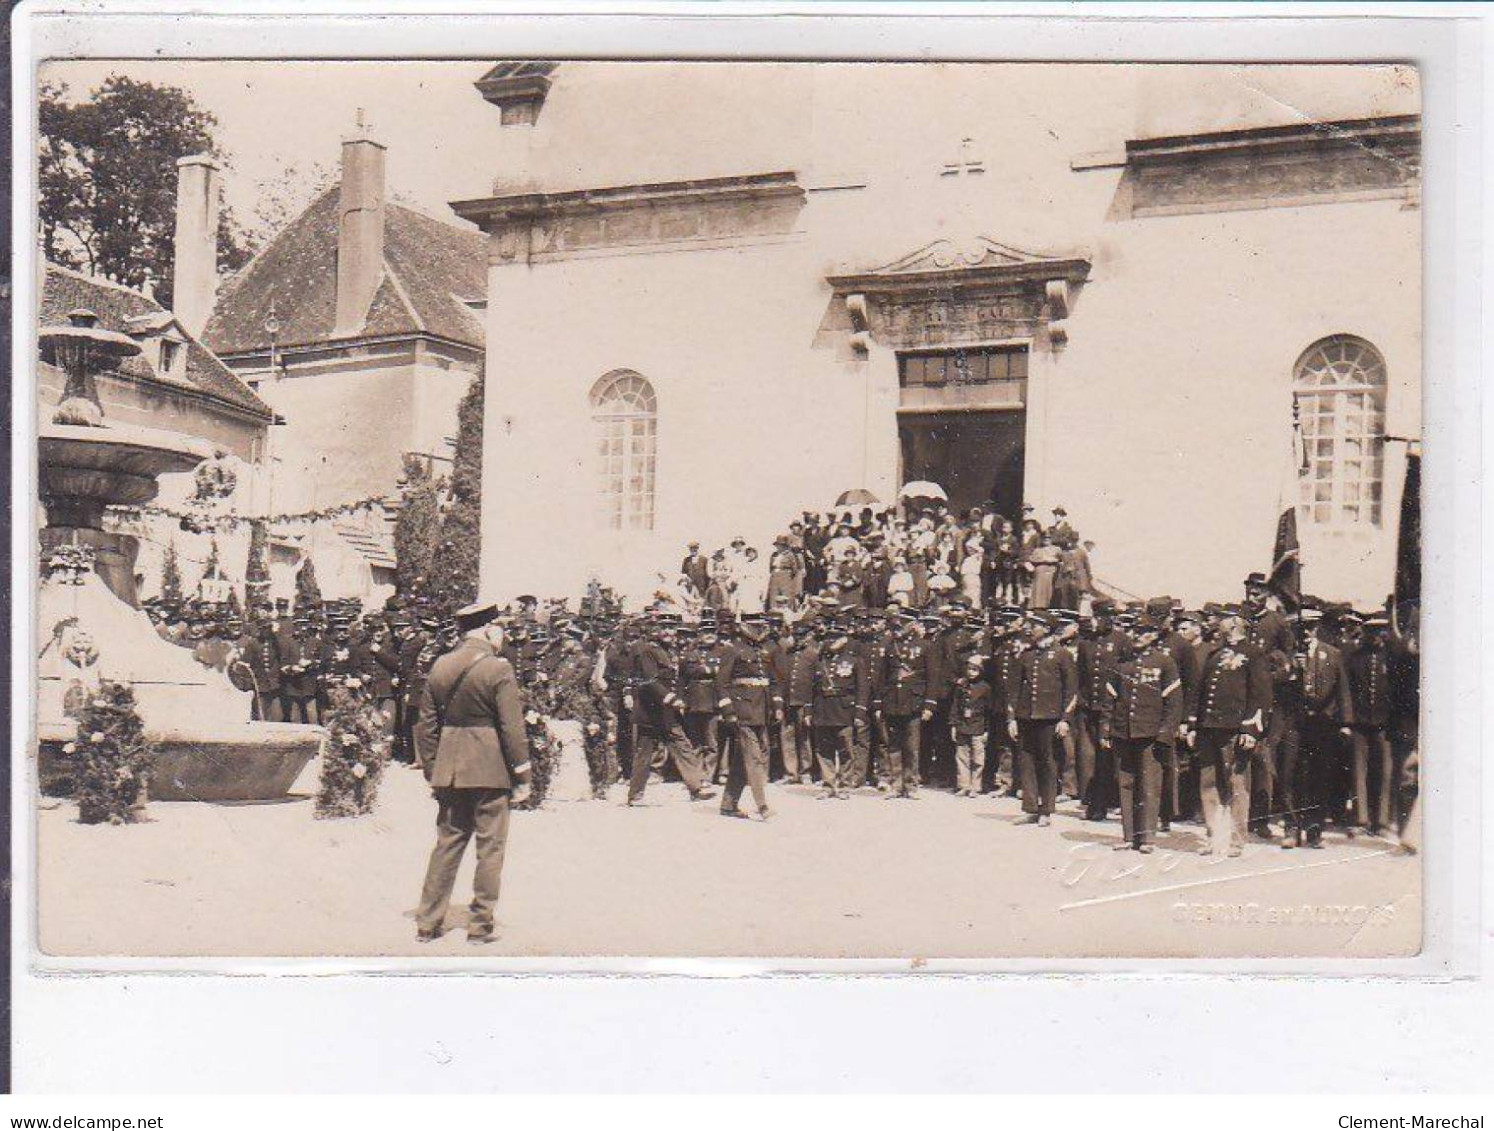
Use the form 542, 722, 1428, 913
36, 418, 324, 803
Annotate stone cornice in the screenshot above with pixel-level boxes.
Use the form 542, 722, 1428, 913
1125, 114, 1420, 168
450, 171, 804, 231
475, 71, 552, 112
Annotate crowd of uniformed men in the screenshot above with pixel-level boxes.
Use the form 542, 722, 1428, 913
147, 502, 1420, 856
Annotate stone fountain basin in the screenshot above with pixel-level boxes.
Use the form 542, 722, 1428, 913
38, 720, 325, 803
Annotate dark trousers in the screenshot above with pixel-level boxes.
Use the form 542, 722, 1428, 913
1251, 705, 1291, 828
1116, 736, 1164, 845
884, 713, 923, 795
682, 713, 721, 781
611, 696, 635, 780
1286, 716, 1346, 840
868, 712, 891, 786
781, 705, 815, 782
282, 695, 319, 725
814, 724, 862, 792
416, 787, 511, 936
721, 723, 770, 815
1161, 742, 1186, 823
252, 690, 283, 722
1076, 710, 1115, 817
1350, 725, 1394, 831
628, 716, 706, 801
1017, 719, 1059, 816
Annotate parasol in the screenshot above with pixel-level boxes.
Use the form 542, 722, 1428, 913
835, 488, 880, 507
898, 480, 948, 502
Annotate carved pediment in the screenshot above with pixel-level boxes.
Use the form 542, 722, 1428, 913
828, 237, 1089, 295
828, 237, 1090, 351
865, 237, 1062, 276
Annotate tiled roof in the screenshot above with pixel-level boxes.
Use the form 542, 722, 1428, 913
40, 263, 273, 419
202, 188, 487, 356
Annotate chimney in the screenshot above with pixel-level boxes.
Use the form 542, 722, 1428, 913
172, 154, 221, 338
334, 122, 388, 338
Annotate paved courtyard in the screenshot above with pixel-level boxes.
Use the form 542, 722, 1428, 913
36, 750, 1421, 961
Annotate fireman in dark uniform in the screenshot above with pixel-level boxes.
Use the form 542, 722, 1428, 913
1345, 612, 1395, 835
879, 612, 939, 799
986, 607, 1025, 795
602, 620, 639, 780
808, 618, 869, 798
780, 620, 820, 785
1101, 614, 1183, 852
626, 618, 713, 804
1076, 598, 1127, 820
1189, 608, 1273, 856
679, 622, 725, 784
714, 614, 778, 820
1005, 611, 1079, 826
855, 609, 895, 791
1283, 605, 1355, 848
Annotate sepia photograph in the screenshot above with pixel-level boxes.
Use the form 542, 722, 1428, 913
25, 55, 1424, 961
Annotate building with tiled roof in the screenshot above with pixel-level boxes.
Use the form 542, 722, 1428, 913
200, 126, 485, 528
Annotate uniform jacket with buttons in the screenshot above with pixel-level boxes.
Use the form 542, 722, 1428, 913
679, 645, 723, 715
1299, 638, 1354, 724
1102, 646, 1183, 741
1006, 643, 1079, 723
415, 639, 533, 790
951, 677, 993, 737
1077, 629, 1127, 712
631, 641, 682, 732
811, 644, 869, 728
1191, 640, 1272, 733
1346, 643, 1391, 728
783, 642, 820, 707
880, 634, 940, 717
714, 640, 780, 726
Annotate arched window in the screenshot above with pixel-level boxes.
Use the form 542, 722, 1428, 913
1295, 335, 1388, 527
590, 370, 657, 531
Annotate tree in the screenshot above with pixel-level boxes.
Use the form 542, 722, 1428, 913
160, 539, 183, 604
38, 76, 253, 305
203, 537, 222, 579
428, 375, 484, 615
295, 555, 323, 611
245, 519, 270, 615
393, 454, 439, 601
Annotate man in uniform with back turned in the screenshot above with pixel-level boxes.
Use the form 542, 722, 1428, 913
414, 601, 532, 945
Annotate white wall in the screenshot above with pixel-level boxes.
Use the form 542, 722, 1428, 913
477, 65, 1420, 608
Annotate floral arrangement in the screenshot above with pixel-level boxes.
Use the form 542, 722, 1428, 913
70, 681, 154, 825
517, 697, 557, 811
43, 543, 95, 585
315, 679, 390, 819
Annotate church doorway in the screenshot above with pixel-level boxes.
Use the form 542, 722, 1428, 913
899, 409, 1025, 522
894, 345, 1028, 522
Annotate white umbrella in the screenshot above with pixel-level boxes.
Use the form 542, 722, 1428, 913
898, 480, 948, 502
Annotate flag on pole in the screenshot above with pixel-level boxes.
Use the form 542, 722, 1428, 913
1393, 443, 1421, 620
1269, 395, 1305, 607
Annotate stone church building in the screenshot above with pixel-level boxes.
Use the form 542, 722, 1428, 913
453, 63, 1421, 606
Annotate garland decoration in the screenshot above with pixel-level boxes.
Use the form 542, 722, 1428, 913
108, 493, 391, 535
315, 679, 391, 819
71, 681, 154, 825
